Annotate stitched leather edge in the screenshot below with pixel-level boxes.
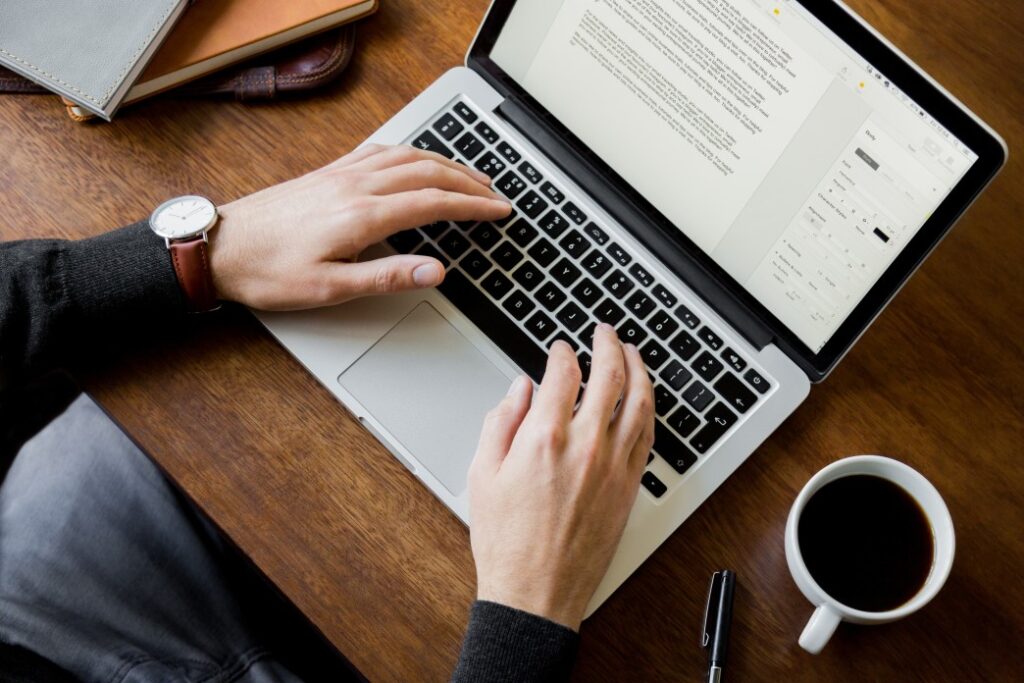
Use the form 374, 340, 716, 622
276, 27, 356, 88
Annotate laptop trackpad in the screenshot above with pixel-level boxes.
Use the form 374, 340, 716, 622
338, 302, 512, 496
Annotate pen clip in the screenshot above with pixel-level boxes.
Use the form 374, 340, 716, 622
702, 571, 723, 648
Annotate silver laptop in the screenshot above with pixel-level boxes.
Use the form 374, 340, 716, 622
257, 0, 1006, 616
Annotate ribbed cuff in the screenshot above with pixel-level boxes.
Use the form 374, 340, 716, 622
62, 221, 185, 322
451, 601, 580, 683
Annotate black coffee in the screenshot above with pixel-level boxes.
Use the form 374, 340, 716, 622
798, 474, 934, 612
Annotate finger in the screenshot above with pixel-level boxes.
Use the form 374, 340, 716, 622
610, 344, 656, 469
347, 144, 493, 186
471, 375, 534, 476
326, 143, 390, 170
527, 341, 582, 429
355, 190, 511, 245
578, 323, 627, 426
626, 409, 656, 480
321, 254, 446, 302
365, 159, 502, 201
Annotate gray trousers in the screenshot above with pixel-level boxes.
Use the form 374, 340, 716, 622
0, 395, 347, 682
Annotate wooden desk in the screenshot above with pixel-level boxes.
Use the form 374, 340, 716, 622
2, 0, 1021, 679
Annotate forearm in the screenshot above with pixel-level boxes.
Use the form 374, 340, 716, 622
0, 222, 183, 391
451, 601, 580, 683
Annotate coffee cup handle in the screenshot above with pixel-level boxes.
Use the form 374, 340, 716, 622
799, 604, 841, 654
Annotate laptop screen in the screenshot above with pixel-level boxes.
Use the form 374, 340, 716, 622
490, 0, 979, 353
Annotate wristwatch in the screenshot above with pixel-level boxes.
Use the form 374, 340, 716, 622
149, 195, 220, 313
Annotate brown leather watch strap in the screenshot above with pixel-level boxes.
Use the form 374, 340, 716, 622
169, 238, 219, 312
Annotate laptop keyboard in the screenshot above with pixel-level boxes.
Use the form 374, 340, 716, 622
387, 99, 774, 499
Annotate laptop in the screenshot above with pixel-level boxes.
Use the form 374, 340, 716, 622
257, 0, 1006, 616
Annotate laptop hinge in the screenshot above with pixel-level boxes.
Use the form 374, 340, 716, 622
495, 98, 775, 352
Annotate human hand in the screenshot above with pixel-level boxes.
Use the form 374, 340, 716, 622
467, 324, 656, 630
209, 144, 512, 310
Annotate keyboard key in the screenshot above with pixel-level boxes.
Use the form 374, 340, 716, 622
454, 132, 484, 160
691, 402, 737, 454
519, 161, 543, 184
594, 299, 626, 325
540, 181, 565, 204
562, 201, 587, 225
744, 368, 770, 394
496, 142, 521, 164
639, 339, 670, 370
496, 170, 527, 199
654, 385, 678, 416
628, 263, 654, 287
493, 242, 525, 271
669, 331, 700, 361
583, 222, 609, 245
625, 291, 656, 319
455, 219, 478, 230
603, 270, 634, 299
641, 471, 668, 498
659, 360, 693, 391
556, 301, 588, 332
453, 102, 477, 123
667, 406, 700, 438
493, 211, 518, 228
481, 270, 513, 300
502, 290, 535, 320
474, 121, 499, 144
474, 153, 507, 179
517, 191, 549, 219
676, 304, 701, 329
411, 130, 453, 158
714, 372, 757, 414
512, 262, 545, 291
535, 282, 567, 311
432, 113, 463, 140
559, 230, 589, 259
438, 271, 546, 381
508, 222, 538, 248
551, 258, 582, 287
439, 231, 471, 259
571, 278, 602, 308
469, 223, 502, 251
577, 321, 597, 349
607, 243, 631, 266
415, 242, 448, 268
527, 238, 558, 267
460, 249, 492, 280
387, 229, 423, 253
655, 422, 697, 475
421, 221, 449, 239
581, 251, 613, 278
538, 210, 569, 238
547, 331, 580, 354
682, 381, 713, 412
652, 284, 677, 308
721, 348, 747, 373
618, 319, 648, 345
693, 351, 724, 382
698, 326, 724, 351
578, 351, 593, 382
525, 311, 556, 342
646, 311, 679, 340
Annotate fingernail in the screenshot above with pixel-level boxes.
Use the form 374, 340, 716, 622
597, 322, 614, 333
507, 375, 525, 396
413, 263, 442, 287
624, 343, 638, 353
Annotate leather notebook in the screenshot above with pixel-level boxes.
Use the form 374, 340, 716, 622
0, 0, 190, 120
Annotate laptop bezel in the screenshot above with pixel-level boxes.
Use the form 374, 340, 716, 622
465, 0, 1007, 381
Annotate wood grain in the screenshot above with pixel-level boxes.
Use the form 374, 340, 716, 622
2, 0, 1021, 680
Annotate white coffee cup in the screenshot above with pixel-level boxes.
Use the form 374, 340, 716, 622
785, 455, 955, 654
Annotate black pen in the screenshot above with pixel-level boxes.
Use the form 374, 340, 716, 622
701, 570, 736, 683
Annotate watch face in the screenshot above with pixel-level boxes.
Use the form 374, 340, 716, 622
151, 196, 217, 240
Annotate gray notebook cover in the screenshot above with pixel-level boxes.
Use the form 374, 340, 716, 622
0, 0, 189, 120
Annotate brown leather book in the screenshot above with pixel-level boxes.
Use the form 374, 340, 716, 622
123, 0, 376, 104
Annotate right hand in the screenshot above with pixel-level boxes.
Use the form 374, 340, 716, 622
467, 324, 656, 630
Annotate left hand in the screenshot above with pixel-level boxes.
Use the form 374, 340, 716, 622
210, 144, 512, 310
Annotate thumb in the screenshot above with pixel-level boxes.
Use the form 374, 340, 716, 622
472, 375, 533, 476
330, 254, 445, 298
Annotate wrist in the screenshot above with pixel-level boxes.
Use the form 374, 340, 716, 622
476, 580, 585, 631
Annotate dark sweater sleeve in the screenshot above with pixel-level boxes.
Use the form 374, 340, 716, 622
0, 221, 184, 390
451, 601, 580, 682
